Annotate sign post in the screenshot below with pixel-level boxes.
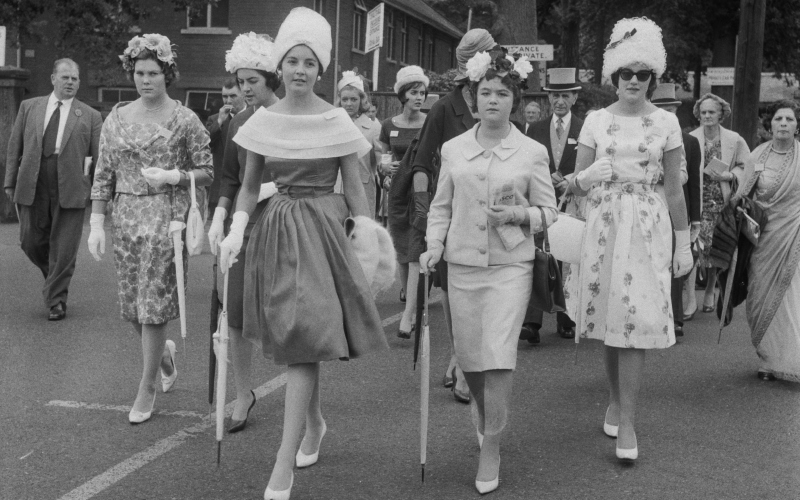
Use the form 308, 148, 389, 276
0, 27, 6, 67
365, 3, 384, 92
502, 44, 554, 91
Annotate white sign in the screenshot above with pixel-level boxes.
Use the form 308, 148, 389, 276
365, 3, 384, 53
0, 26, 6, 67
707, 67, 735, 86
502, 44, 554, 61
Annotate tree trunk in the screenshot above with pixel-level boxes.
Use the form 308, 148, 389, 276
494, 0, 540, 89
731, 0, 766, 148
711, 34, 736, 127
693, 55, 703, 101
561, 0, 580, 69
592, 3, 607, 85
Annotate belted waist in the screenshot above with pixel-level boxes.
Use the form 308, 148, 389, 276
598, 181, 656, 194
277, 184, 335, 199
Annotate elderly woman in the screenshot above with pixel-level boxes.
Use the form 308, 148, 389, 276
87, 34, 213, 424
218, 8, 389, 499
420, 51, 555, 495
740, 100, 800, 383
338, 71, 381, 217
206, 32, 281, 433
379, 65, 429, 338
564, 18, 692, 461
688, 93, 751, 315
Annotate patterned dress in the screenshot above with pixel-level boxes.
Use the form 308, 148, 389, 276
699, 137, 724, 267
91, 102, 213, 323
563, 108, 681, 349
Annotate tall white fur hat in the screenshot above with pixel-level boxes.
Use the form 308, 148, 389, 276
393, 65, 429, 94
225, 32, 276, 73
602, 17, 667, 80
273, 7, 332, 72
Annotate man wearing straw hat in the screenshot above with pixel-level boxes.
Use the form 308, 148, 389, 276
651, 82, 702, 337
523, 67, 583, 342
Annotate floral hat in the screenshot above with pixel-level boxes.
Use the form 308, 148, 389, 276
225, 32, 276, 73
119, 34, 176, 71
465, 50, 533, 89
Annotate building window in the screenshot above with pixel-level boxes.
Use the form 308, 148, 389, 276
186, 90, 224, 115
352, 0, 367, 52
417, 27, 424, 65
313, 0, 324, 14
400, 15, 408, 63
385, 9, 395, 61
187, 0, 229, 28
427, 33, 435, 70
99, 88, 139, 103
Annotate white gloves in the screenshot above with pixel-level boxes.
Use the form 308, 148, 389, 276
576, 158, 613, 191
219, 211, 249, 269
207, 207, 227, 256
258, 182, 278, 203
673, 229, 694, 278
141, 167, 181, 188
419, 244, 444, 273
482, 205, 528, 226
87, 213, 105, 261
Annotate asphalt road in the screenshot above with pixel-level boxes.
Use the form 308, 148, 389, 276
1, 218, 798, 500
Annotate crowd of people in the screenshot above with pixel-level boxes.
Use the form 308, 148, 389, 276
4, 8, 799, 498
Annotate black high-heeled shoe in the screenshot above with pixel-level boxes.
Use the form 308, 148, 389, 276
228, 390, 257, 433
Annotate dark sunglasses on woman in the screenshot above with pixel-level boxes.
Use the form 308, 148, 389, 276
618, 69, 654, 81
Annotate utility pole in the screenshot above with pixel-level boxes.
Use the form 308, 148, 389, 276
731, 0, 766, 148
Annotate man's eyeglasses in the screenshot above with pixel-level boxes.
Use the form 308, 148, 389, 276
618, 69, 654, 82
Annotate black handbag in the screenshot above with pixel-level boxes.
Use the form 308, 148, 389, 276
530, 207, 566, 313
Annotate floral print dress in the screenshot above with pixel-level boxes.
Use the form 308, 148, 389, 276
698, 137, 724, 267
563, 108, 681, 349
91, 102, 213, 324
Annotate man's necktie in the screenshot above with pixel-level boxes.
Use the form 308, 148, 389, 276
43, 101, 62, 157
556, 118, 564, 140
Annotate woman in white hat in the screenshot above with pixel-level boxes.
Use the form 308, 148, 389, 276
206, 32, 281, 433
337, 70, 381, 217
378, 65, 429, 338
218, 8, 389, 499
564, 17, 693, 461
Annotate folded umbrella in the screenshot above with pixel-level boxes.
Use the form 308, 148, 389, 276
213, 268, 230, 465
209, 260, 220, 409
419, 271, 430, 482
169, 221, 188, 367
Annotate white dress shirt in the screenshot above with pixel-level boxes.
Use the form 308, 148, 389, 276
551, 111, 572, 132
43, 93, 74, 155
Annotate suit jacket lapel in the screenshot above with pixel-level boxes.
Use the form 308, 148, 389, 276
35, 97, 49, 148
60, 101, 80, 149
451, 87, 475, 132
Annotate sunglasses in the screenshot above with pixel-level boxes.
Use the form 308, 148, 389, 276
618, 69, 654, 82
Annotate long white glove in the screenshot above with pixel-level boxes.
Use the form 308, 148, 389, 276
673, 229, 693, 278
576, 158, 613, 190
141, 167, 181, 188
207, 207, 227, 255
87, 213, 105, 261
482, 205, 527, 226
419, 243, 444, 273
219, 211, 249, 269
258, 182, 278, 203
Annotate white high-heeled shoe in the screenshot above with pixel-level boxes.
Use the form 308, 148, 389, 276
603, 407, 618, 438
616, 433, 638, 461
128, 392, 156, 424
475, 457, 499, 495
264, 472, 293, 500
295, 421, 327, 468
161, 340, 178, 393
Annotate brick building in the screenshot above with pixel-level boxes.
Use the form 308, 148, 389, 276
6, 0, 462, 119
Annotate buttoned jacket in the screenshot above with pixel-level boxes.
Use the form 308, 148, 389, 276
5, 96, 102, 207
689, 125, 751, 204
354, 113, 381, 183
427, 124, 558, 267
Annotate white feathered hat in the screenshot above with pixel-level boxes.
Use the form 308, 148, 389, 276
338, 70, 364, 92
602, 17, 667, 80
273, 7, 332, 72
393, 65, 429, 94
225, 32, 276, 73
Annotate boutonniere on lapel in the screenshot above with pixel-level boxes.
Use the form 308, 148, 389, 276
75, 109, 83, 117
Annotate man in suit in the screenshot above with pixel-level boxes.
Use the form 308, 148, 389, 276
523, 101, 541, 134
651, 83, 702, 337
205, 79, 245, 214
523, 67, 584, 343
4, 58, 102, 320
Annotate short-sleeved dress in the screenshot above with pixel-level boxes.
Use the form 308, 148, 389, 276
563, 108, 681, 349
698, 138, 724, 268
91, 102, 213, 324
380, 117, 424, 263
233, 107, 389, 364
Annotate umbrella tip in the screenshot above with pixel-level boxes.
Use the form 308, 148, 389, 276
217, 442, 221, 466
421, 465, 425, 483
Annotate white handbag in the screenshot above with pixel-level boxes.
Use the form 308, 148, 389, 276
548, 194, 586, 264
185, 171, 205, 256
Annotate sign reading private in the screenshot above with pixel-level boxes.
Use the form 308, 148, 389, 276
502, 45, 554, 61
366, 3, 385, 53
707, 67, 735, 86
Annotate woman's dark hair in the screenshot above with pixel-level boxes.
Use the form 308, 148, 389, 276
126, 49, 179, 87
468, 57, 523, 114
254, 69, 281, 91
610, 69, 658, 99
396, 81, 428, 105
762, 99, 800, 133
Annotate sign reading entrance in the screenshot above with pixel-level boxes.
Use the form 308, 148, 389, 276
501, 45, 554, 61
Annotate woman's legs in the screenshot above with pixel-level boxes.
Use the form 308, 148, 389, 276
604, 346, 620, 427
267, 362, 322, 492
443, 291, 469, 398
131, 321, 172, 412
606, 346, 645, 451
464, 369, 512, 481
704, 267, 718, 308
399, 263, 417, 332
229, 326, 254, 420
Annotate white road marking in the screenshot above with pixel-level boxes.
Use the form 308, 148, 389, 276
46, 400, 206, 419
56, 311, 406, 500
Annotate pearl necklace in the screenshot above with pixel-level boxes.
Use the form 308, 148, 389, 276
143, 100, 167, 113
